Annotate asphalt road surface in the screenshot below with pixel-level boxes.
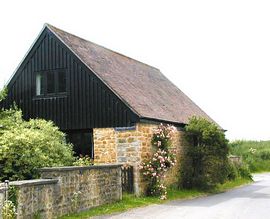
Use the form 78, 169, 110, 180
97, 173, 270, 219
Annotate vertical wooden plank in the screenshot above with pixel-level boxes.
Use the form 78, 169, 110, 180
85, 72, 90, 128
41, 39, 44, 71
81, 69, 87, 128
59, 45, 63, 68
73, 60, 78, 128
101, 88, 105, 127
77, 65, 82, 127
24, 65, 28, 119
90, 76, 94, 127
63, 49, 66, 68
52, 38, 55, 69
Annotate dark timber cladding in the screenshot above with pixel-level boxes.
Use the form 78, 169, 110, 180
3, 27, 139, 130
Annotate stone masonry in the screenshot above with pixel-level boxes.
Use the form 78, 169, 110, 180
7, 164, 122, 219
94, 122, 184, 194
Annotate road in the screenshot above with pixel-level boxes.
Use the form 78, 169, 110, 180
98, 173, 270, 219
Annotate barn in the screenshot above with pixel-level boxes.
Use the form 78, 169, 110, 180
2, 24, 217, 193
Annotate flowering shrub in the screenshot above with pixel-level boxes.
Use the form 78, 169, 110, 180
140, 124, 176, 199
73, 155, 93, 166
0, 108, 74, 181
2, 200, 16, 219
248, 148, 256, 154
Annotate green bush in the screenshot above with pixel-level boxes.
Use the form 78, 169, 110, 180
227, 162, 239, 180
180, 117, 230, 190
0, 105, 74, 181
260, 151, 270, 160
2, 200, 16, 219
73, 155, 93, 166
226, 161, 252, 181
238, 164, 252, 180
229, 140, 270, 172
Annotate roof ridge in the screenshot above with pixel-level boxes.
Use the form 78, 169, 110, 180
45, 23, 160, 72
44, 23, 219, 127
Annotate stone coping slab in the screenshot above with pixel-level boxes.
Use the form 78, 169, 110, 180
40, 163, 123, 172
10, 179, 58, 187
0, 187, 6, 192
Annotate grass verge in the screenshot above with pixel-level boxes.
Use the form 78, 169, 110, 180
58, 177, 252, 219
214, 177, 252, 193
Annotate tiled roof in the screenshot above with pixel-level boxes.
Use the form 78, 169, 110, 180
47, 24, 217, 125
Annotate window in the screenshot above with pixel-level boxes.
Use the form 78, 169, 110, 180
35, 70, 66, 96
36, 73, 45, 95
58, 71, 67, 93
47, 72, 55, 94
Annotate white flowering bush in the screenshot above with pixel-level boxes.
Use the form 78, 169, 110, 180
0, 106, 74, 181
248, 147, 257, 154
2, 200, 16, 219
73, 155, 93, 166
140, 124, 176, 200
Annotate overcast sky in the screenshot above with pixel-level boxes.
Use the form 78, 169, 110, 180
1, 0, 270, 141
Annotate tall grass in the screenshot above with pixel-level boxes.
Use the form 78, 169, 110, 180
229, 140, 270, 173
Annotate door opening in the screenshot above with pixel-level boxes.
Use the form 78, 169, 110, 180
66, 129, 94, 158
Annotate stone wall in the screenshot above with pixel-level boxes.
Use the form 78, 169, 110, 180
94, 122, 184, 194
11, 179, 58, 219
4, 164, 122, 219
0, 184, 6, 219
94, 128, 117, 163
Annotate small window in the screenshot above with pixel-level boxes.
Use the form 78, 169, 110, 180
36, 73, 45, 95
35, 70, 67, 96
47, 72, 55, 94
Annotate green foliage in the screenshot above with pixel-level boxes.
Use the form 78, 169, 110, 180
226, 161, 252, 181
8, 186, 18, 209
180, 117, 230, 190
1, 186, 18, 219
226, 162, 239, 180
237, 164, 252, 179
1, 200, 16, 219
229, 140, 270, 172
0, 86, 7, 102
73, 155, 93, 166
71, 191, 82, 213
0, 104, 74, 181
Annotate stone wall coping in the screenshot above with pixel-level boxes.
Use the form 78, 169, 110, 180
40, 164, 123, 172
0, 187, 6, 192
228, 155, 241, 158
10, 179, 58, 187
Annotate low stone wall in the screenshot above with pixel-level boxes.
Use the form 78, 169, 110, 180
228, 155, 242, 165
6, 164, 122, 219
94, 122, 184, 195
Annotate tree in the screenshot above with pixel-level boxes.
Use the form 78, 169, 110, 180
0, 87, 74, 181
0, 86, 7, 102
180, 117, 229, 189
